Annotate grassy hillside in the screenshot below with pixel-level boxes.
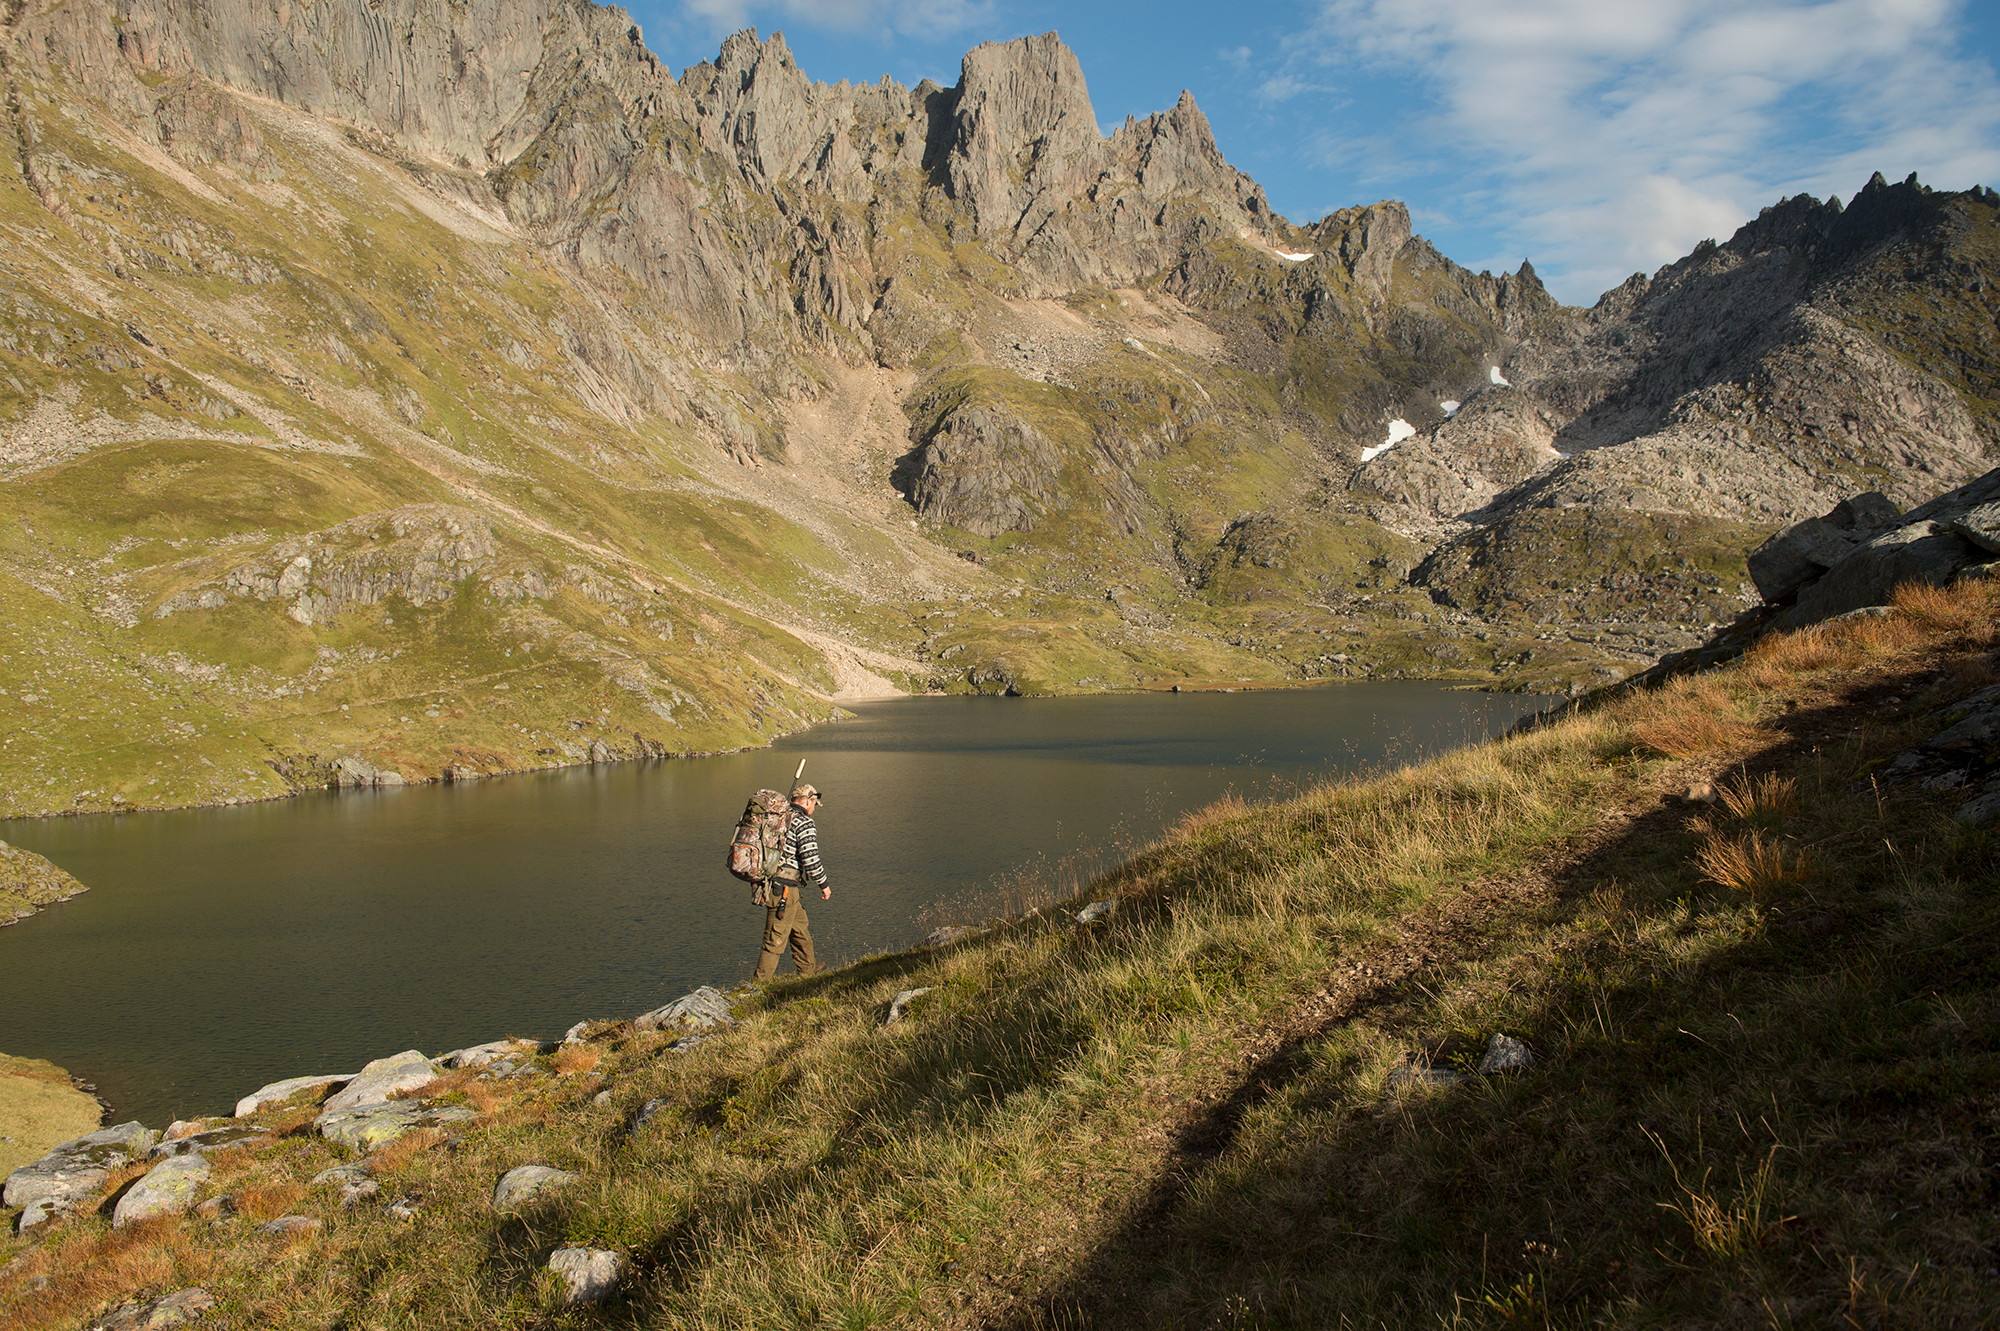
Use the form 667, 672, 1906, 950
4, 577, 1997, 1327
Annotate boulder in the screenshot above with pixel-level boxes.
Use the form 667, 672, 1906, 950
1746, 516, 1858, 601
318, 1051, 436, 1112
1776, 521, 1977, 629
316, 1101, 475, 1151
113, 1154, 210, 1228
1947, 500, 2000, 555
925, 926, 976, 947
331, 757, 404, 788
493, 1165, 579, 1210
235, 1073, 354, 1118
1382, 1064, 1467, 1097
148, 1125, 270, 1158
258, 1215, 320, 1236
441, 1039, 535, 1070
4, 1122, 157, 1223
633, 986, 735, 1034
1075, 900, 1116, 925
547, 1247, 627, 1304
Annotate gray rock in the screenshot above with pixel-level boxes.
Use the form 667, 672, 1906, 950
316, 1101, 475, 1151
84, 1286, 215, 1330
258, 1215, 321, 1236
562, 1021, 591, 1044
310, 1164, 372, 1186
667, 1033, 717, 1053
1075, 900, 1116, 925
1831, 491, 1903, 532
925, 926, 976, 947
4, 1122, 158, 1216
1777, 521, 1977, 629
592, 1089, 614, 1108
547, 1246, 627, 1304
884, 988, 935, 1025
1946, 500, 2000, 554
1954, 790, 2000, 826
235, 1073, 353, 1118
340, 1179, 381, 1208
331, 756, 403, 788
194, 1195, 236, 1220
148, 1125, 270, 1159
386, 1195, 421, 1222
1747, 516, 1859, 601
1383, 1064, 1468, 1096
629, 1098, 670, 1135
441, 1039, 532, 1070
1477, 1033, 1534, 1074
633, 986, 735, 1034
113, 1154, 211, 1228
493, 1164, 579, 1210
319, 1051, 437, 1112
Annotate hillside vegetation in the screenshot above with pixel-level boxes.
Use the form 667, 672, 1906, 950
3, 1, 1996, 817
4, 577, 1997, 1327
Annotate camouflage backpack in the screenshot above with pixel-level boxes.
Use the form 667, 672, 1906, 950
725, 789, 792, 906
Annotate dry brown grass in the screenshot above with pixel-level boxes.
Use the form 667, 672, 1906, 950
0, 1224, 207, 1331
1892, 576, 2000, 640
234, 1179, 306, 1222
552, 1044, 601, 1076
1629, 676, 1769, 757
1695, 830, 1812, 900
1718, 772, 1797, 826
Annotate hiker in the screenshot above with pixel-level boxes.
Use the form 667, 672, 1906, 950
754, 781, 831, 980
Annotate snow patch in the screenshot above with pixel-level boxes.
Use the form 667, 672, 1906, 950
1439, 400, 1460, 417
1488, 366, 1510, 386
1360, 418, 1416, 463
1277, 252, 1315, 262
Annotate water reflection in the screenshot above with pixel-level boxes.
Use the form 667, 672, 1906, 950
0, 684, 1550, 1123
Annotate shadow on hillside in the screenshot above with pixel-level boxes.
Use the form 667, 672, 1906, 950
981, 661, 1980, 1327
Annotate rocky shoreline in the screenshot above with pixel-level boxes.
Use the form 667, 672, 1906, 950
0, 844, 88, 927
1, 984, 747, 1310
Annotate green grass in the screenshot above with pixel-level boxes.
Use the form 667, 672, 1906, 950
7, 581, 1997, 1329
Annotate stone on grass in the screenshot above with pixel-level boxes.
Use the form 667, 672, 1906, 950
113, 1154, 210, 1228
1075, 900, 1116, 925
194, 1195, 235, 1220
318, 1051, 436, 1112
562, 1021, 591, 1044
494, 1165, 579, 1210
547, 1246, 627, 1304
925, 926, 975, 947
316, 1101, 475, 1151
441, 1039, 533, 1070
4, 1122, 157, 1224
339, 1180, 380, 1208
259, 1215, 320, 1236
1477, 1033, 1534, 1075
633, 986, 735, 1034
387, 1195, 420, 1222
629, 1098, 670, 1135
85, 1286, 215, 1330
1382, 1064, 1467, 1097
311, 1164, 372, 1186
235, 1074, 353, 1118
884, 988, 935, 1025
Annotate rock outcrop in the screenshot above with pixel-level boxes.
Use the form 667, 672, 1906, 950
0, 842, 89, 927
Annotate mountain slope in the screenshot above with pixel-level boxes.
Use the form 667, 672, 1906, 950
0, 0, 1994, 816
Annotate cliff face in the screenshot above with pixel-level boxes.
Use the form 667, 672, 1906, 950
0, 0, 1994, 815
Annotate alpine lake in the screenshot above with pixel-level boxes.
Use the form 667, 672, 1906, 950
0, 683, 1555, 1124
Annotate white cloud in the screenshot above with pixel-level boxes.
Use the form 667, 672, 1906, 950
1284, 0, 2000, 302
1220, 45, 1253, 69
678, 0, 991, 40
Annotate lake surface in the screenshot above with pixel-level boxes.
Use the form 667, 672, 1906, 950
0, 684, 1552, 1124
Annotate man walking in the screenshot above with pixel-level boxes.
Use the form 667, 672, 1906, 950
754, 781, 831, 980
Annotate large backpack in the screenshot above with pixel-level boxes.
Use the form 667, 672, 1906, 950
726, 789, 792, 897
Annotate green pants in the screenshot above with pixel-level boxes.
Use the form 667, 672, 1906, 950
754, 895, 817, 979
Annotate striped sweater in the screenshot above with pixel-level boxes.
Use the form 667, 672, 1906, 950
773, 808, 827, 891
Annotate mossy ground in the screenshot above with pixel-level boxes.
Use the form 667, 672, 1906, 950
4, 580, 1996, 1328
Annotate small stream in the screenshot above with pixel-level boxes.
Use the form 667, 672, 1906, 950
0, 683, 1552, 1124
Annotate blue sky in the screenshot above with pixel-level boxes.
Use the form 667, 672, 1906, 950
622, 0, 2000, 306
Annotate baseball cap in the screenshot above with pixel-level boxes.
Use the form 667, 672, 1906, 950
791, 782, 824, 802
